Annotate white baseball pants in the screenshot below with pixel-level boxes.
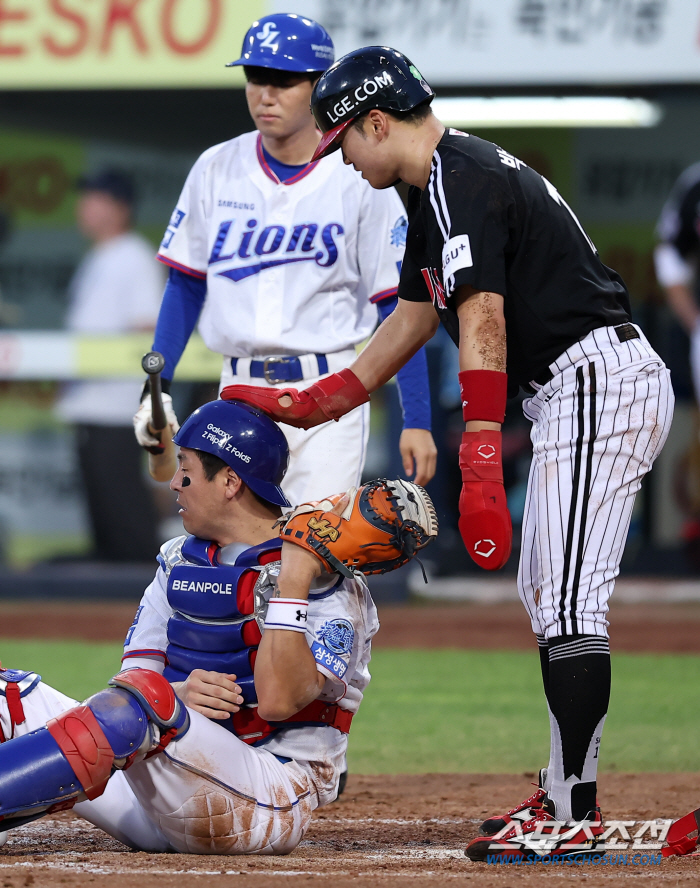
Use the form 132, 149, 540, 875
0, 678, 314, 855
518, 324, 674, 639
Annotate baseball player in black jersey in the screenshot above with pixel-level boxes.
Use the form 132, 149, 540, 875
225, 47, 674, 860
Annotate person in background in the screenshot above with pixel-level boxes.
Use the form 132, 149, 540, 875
56, 169, 164, 562
654, 162, 700, 398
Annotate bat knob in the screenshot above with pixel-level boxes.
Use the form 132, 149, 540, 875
142, 351, 165, 375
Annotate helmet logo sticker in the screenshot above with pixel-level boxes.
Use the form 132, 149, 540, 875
256, 21, 280, 50
328, 70, 394, 125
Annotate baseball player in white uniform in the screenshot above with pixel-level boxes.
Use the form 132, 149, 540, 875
133, 14, 437, 505
0, 399, 398, 855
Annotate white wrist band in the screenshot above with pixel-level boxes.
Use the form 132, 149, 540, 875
264, 598, 309, 633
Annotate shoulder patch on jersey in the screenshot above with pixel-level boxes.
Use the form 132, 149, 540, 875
158, 535, 188, 576
442, 234, 473, 287
390, 215, 408, 248
317, 619, 354, 655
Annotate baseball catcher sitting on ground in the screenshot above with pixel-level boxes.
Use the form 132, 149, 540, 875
0, 399, 436, 855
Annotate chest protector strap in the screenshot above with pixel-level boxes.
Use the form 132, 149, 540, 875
233, 699, 353, 745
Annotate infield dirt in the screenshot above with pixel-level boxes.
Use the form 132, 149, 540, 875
2, 600, 700, 884
1, 773, 700, 886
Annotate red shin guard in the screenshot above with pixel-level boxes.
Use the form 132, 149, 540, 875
47, 707, 114, 801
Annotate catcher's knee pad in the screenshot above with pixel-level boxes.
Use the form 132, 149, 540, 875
0, 669, 188, 831
86, 668, 189, 768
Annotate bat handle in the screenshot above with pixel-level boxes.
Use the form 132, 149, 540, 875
149, 372, 167, 433
141, 351, 167, 434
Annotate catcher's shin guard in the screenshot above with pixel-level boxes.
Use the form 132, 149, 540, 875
0, 669, 188, 832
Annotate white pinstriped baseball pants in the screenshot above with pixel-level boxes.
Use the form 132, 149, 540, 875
518, 325, 674, 640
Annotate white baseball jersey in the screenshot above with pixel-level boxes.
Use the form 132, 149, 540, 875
0, 541, 379, 855
123, 538, 379, 806
157, 130, 407, 358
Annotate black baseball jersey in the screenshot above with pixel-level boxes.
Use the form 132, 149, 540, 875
398, 130, 631, 390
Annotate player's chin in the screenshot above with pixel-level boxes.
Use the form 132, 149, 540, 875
363, 170, 399, 190
254, 117, 285, 137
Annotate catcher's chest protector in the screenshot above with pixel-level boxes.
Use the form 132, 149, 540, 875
162, 535, 354, 745
163, 535, 281, 711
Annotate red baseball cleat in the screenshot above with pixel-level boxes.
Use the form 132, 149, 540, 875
466, 801, 604, 862
479, 769, 548, 836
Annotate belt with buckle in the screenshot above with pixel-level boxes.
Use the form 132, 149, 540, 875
524, 324, 640, 394
231, 354, 329, 385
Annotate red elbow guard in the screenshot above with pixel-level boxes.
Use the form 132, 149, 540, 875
459, 370, 507, 424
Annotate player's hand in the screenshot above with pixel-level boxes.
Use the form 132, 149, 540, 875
221, 369, 370, 429
399, 428, 438, 486
458, 430, 512, 570
172, 669, 243, 719
133, 392, 179, 448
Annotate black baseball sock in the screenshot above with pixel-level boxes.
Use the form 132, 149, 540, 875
536, 634, 553, 793
537, 634, 549, 698
545, 635, 610, 821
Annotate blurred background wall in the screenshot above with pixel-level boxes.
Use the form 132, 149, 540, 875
0, 0, 698, 575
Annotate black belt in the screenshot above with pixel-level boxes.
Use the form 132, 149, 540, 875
525, 323, 640, 393
230, 354, 329, 385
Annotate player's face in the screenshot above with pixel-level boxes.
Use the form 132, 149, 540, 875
245, 68, 317, 140
170, 448, 230, 541
339, 118, 399, 190
76, 191, 130, 242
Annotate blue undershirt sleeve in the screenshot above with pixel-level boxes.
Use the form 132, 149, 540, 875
376, 296, 432, 431
152, 267, 207, 381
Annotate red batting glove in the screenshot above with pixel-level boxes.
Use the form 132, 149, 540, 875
458, 430, 512, 570
221, 369, 370, 430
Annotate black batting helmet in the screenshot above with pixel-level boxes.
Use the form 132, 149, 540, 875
310, 46, 434, 161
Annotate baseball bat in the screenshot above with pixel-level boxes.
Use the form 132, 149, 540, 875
142, 351, 177, 482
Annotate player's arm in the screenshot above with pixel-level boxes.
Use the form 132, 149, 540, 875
254, 542, 327, 722
220, 296, 438, 429
351, 297, 439, 390
376, 295, 437, 486
133, 268, 206, 449
255, 493, 356, 721
654, 242, 698, 334
135, 152, 210, 449
454, 285, 512, 570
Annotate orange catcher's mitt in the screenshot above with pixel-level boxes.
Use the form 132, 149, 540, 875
278, 479, 438, 577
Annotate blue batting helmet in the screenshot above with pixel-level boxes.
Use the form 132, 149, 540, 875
173, 400, 291, 508
227, 13, 334, 73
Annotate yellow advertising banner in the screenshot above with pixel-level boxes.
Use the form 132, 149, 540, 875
0, 0, 266, 88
